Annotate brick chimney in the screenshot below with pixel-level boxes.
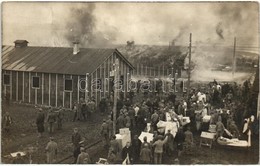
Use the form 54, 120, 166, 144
73, 41, 80, 55
14, 40, 28, 47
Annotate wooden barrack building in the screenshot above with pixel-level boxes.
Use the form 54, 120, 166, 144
2, 40, 134, 108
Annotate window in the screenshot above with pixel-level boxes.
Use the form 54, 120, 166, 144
64, 79, 73, 91
3, 74, 10, 85
32, 76, 40, 88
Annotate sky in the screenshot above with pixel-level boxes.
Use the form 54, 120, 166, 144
2, 2, 259, 47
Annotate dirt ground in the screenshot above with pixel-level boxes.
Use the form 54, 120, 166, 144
1, 102, 105, 164
1, 98, 259, 164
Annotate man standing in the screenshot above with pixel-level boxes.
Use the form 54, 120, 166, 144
87, 99, 96, 120
107, 115, 114, 139
151, 111, 159, 132
100, 119, 109, 148
110, 135, 120, 157
116, 113, 125, 131
3, 112, 12, 134
122, 142, 133, 164
175, 127, 185, 157
36, 108, 45, 137
76, 147, 91, 164
184, 127, 194, 152
165, 130, 174, 156
57, 107, 64, 130
72, 128, 82, 163
45, 137, 58, 164
99, 97, 107, 115
140, 144, 152, 164
46, 107, 56, 134
132, 135, 142, 163
153, 135, 167, 164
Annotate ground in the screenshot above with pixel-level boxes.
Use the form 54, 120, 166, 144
1, 102, 105, 164
1, 96, 259, 164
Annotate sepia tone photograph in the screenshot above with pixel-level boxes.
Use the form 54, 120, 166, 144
1, 1, 259, 164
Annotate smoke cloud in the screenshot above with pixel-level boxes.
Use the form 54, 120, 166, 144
216, 22, 224, 40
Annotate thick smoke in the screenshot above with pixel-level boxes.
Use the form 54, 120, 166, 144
216, 22, 224, 40
51, 4, 117, 48
65, 4, 96, 46
172, 26, 189, 44
184, 3, 258, 82
67, 4, 117, 47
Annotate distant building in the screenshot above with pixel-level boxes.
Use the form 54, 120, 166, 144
2, 40, 134, 108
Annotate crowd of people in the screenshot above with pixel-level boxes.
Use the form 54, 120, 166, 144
93, 78, 258, 164
5, 77, 259, 164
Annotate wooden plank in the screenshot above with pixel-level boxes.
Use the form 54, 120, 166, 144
77, 75, 80, 103
10, 70, 12, 100
103, 61, 106, 97
29, 72, 31, 103
70, 75, 72, 109
22, 71, 25, 101
123, 62, 126, 98
95, 70, 98, 107
35, 73, 38, 105
42, 73, 44, 105
55, 74, 58, 107
49, 73, 51, 106
16, 71, 18, 101
62, 74, 65, 107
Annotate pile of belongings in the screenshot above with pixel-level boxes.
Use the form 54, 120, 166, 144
217, 137, 248, 147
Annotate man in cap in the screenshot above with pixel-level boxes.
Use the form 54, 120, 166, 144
36, 108, 45, 137
107, 115, 113, 139
57, 107, 64, 130
3, 112, 12, 134
46, 107, 56, 134
116, 113, 125, 131
72, 128, 81, 148
140, 143, 152, 164
100, 119, 109, 148
45, 137, 58, 164
122, 142, 133, 164
73, 141, 84, 164
76, 147, 91, 164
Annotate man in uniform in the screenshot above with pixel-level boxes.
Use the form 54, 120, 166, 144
36, 108, 45, 137
110, 135, 120, 158
47, 107, 56, 134
3, 112, 12, 134
107, 115, 113, 139
72, 128, 82, 163
45, 137, 58, 164
100, 119, 109, 148
57, 107, 64, 130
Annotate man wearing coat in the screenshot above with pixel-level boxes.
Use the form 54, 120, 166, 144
45, 137, 58, 164
36, 108, 45, 137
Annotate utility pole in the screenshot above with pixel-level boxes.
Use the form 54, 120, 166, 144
113, 58, 119, 135
232, 37, 236, 78
187, 33, 192, 102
